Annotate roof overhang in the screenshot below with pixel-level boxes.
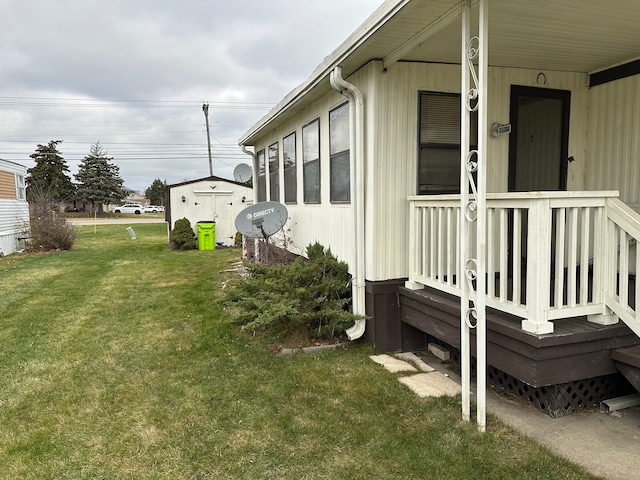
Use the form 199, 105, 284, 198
240, 0, 640, 145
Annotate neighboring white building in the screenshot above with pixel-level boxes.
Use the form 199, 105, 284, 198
0, 159, 29, 256
165, 176, 253, 247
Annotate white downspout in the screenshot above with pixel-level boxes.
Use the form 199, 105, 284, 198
330, 66, 366, 340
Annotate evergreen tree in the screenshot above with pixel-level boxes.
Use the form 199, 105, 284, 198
145, 178, 167, 205
26, 140, 75, 202
75, 142, 126, 213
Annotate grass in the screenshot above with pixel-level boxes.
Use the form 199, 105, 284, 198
0, 224, 602, 479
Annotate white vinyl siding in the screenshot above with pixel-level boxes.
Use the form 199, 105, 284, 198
587, 74, 640, 204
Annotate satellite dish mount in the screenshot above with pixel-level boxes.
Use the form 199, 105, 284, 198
235, 201, 289, 263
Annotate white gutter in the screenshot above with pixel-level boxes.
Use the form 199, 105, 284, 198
330, 66, 366, 341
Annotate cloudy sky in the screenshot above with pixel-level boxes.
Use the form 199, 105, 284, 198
0, 0, 380, 193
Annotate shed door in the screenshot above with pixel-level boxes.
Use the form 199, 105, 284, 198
508, 86, 570, 192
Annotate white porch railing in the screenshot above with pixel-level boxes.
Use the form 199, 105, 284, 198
406, 191, 640, 336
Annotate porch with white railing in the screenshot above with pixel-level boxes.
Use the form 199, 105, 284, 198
405, 191, 640, 337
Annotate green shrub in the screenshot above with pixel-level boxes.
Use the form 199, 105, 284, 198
224, 242, 364, 341
170, 218, 196, 250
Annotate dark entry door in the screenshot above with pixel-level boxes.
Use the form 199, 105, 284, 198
508, 86, 570, 192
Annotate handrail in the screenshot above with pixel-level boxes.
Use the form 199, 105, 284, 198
602, 198, 640, 337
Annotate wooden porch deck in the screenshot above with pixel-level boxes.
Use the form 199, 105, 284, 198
399, 285, 640, 388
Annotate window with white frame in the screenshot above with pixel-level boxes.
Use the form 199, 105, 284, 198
283, 132, 297, 204
303, 119, 320, 204
268, 142, 279, 202
257, 149, 266, 202
16, 174, 25, 201
329, 102, 350, 203
418, 91, 477, 194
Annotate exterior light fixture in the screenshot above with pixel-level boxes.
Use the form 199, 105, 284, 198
491, 122, 511, 138
181, 195, 186, 203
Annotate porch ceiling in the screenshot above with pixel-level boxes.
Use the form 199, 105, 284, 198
347, 0, 640, 76
240, 0, 640, 145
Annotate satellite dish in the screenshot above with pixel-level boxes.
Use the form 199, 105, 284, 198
235, 201, 288, 239
233, 163, 253, 183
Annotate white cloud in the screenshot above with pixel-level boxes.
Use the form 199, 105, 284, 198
0, 0, 378, 192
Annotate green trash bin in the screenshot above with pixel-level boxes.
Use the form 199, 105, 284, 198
197, 221, 216, 250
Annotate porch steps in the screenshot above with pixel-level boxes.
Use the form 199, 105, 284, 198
611, 345, 640, 393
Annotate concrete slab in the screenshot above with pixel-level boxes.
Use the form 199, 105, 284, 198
369, 354, 417, 373
372, 351, 640, 479
395, 352, 435, 372
398, 372, 462, 398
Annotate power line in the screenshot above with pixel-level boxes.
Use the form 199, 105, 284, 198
0, 96, 274, 110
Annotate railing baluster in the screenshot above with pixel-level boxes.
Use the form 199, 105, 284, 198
567, 207, 578, 307
620, 229, 629, 306
422, 207, 428, 278
591, 207, 604, 304
500, 208, 507, 302
438, 207, 444, 283
580, 207, 591, 305
456, 207, 461, 288
555, 208, 566, 308
636, 237, 640, 315
513, 208, 521, 306
487, 208, 494, 298
447, 207, 453, 286
430, 207, 436, 280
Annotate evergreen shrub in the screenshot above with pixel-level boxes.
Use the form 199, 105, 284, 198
224, 242, 364, 341
170, 218, 196, 250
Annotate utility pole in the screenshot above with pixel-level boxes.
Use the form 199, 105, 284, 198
202, 102, 213, 176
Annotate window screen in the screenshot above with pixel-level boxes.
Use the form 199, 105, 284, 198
257, 149, 266, 202
283, 132, 297, 204
418, 92, 477, 194
330, 103, 350, 203
16, 174, 26, 201
303, 119, 320, 204
268, 142, 279, 202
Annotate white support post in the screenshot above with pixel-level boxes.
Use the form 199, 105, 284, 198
460, 0, 488, 432
460, 0, 472, 424
405, 198, 424, 290
521, 199, 554, 334
476, 0, 488, 433
588, 207, 617, 325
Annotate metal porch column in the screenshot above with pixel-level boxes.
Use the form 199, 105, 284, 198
460, 0, 488, 432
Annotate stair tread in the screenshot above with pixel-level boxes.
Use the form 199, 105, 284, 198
612, 345, 640, 369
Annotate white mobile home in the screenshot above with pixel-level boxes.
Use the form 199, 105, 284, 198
165, 176, 253, 247
0, 159, 29, 256
239, 0, 640, 415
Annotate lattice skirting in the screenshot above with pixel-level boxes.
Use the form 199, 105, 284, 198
429, 338, 635, 417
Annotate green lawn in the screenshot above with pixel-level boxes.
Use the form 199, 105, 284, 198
0, 224, 600, 479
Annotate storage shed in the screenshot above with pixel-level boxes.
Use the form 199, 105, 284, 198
165, 176, 253, 247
